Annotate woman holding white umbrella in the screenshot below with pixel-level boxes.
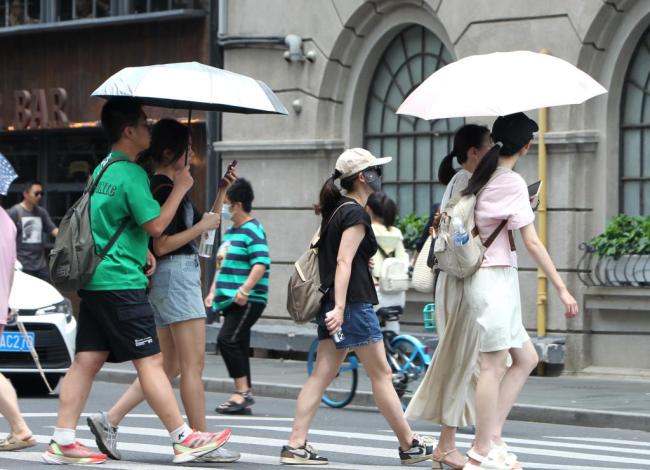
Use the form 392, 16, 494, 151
461, 113, 578, 470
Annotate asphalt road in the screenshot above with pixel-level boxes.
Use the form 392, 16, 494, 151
0, 381, 649, 469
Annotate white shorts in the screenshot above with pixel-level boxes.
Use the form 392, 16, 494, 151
464, 266, 529, 352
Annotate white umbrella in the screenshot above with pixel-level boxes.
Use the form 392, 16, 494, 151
397, 51, 607, 120
92, 61, 288, 115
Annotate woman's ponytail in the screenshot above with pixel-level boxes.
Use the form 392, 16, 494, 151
318, 170, 343, 221
437, 124, 489, 186
462, 143, 501, 196
438, 153, 457, 186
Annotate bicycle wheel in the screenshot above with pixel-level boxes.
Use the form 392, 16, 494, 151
306, 338, 358, 408
390, 336, 429, 379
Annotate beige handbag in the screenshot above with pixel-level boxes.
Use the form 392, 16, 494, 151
411, 236, 434, 293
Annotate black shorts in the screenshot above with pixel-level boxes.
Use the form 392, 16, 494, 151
75, 289, 160, 363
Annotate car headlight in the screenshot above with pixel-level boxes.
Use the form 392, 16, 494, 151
35, 298, 73, 323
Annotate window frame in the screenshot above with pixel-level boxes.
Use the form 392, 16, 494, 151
363, 25, 461, 216
620, 26, 650, 216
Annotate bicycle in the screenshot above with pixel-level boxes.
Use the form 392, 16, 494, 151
306, 306, 431, 408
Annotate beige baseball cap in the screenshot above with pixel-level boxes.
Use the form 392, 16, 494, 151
335, 148, 392, 179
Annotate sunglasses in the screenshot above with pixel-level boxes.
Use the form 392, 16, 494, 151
365, 166, 383, 177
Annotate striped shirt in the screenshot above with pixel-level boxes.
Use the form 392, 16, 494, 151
213, 219, 270, 311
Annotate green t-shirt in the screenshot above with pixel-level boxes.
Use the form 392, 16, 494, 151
83, 151, 161, 291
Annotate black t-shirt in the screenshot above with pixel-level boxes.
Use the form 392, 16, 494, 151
149, 174, 201, 257
318, 197, 378, 305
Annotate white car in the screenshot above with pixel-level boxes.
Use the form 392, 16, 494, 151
3, 269, 76, 394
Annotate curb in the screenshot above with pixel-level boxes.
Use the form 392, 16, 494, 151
96, 368, 650, 432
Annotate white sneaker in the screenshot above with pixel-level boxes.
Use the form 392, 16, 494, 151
196, 446, 241, 463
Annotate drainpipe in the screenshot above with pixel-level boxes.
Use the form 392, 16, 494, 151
536, 49, 550, 340
205, 0, 224, 293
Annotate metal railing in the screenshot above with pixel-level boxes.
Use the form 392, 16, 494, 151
577, 243, 650, 287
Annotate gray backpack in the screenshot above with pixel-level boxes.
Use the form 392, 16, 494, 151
286, 202, 354, 324
49, 158, 129, 290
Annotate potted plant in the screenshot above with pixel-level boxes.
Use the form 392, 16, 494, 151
589, 215, 650, 286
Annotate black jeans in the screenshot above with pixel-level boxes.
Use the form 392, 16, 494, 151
217, 302, 265, 388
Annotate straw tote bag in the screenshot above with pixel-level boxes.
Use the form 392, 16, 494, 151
412, 235, 435, 293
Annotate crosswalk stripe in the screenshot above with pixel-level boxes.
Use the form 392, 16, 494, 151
22, 412, 293, 422
25, 435, 405, 470
227, 424, 650, 461
8, 432, 647, 470
544, 436, 650, 448
106, 425, 650, 466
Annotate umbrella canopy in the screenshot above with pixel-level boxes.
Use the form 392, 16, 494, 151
0, 153, 18, 196
397, 51, 607, 120
92, 61, 288, 115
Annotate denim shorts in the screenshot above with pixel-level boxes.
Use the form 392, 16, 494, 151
148, 254, 206, 328
316, 301, 383, 350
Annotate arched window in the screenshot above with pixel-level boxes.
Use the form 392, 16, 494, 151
364, 25, 462, 216
621, 27, 650, 216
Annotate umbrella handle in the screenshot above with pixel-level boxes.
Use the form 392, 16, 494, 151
185, 107, 193, 166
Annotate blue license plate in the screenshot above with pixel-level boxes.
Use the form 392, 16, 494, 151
0, 332, 35, 353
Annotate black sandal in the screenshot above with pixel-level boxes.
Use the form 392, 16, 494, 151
215, 391, 255, 415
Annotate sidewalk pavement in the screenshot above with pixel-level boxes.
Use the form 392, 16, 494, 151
96, 353, 650, 433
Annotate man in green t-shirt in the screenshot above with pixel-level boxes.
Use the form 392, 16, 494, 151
43, 98, 231, 466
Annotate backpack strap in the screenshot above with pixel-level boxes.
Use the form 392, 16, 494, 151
87, 157, 129, 194
312, 201, 356, 249
472, 221, 515, 251
377, 245, 394, 259
314, 201, 357, 292
89, 157, 131, 258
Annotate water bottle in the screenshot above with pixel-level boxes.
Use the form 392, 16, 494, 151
451, 217, 470, 246
198, 213, 217, 258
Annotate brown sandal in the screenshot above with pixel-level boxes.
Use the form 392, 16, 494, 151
0, 433, 37, 451
432, 447, 466, 470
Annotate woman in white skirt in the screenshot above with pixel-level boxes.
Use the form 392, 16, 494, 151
462, 113, 578, 470
405, 124, 492, 470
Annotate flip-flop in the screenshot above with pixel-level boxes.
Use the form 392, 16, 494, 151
0, 433, 37, 451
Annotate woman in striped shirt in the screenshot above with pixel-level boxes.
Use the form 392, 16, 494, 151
205, 178, 271, 415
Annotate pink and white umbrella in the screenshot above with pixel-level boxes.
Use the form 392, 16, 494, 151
397, 51, 607, 120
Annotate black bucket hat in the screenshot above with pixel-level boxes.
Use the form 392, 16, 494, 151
492, 112, 539, 155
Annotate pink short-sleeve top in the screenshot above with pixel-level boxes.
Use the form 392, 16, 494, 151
474, 168, 535, 268
0, 208, 17, 325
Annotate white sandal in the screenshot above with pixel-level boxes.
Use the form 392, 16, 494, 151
463, 446, 518, 470
493, 443, 521, 469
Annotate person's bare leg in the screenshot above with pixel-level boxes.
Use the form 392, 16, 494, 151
0, 373, 32, 440
56, 351, 109, 429
287, 340, 347, 448
227, 377, 249, 405
492, 341, 538, 444
169, 318, 206, 431
435, 425, 465, 467
468, 350, 508, 463
107, 327, 179, 427
354, 342, 413, 450
132, 353, 184, 432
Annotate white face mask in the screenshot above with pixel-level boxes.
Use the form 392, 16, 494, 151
222, 205, 232, 220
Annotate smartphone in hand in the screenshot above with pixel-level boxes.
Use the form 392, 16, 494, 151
528, 180, 542, 198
